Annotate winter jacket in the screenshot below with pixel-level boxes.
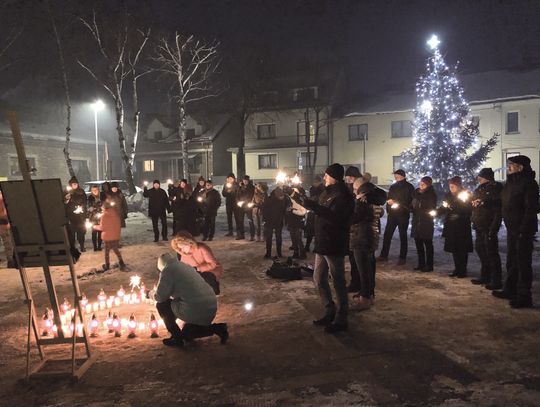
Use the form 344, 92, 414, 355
386, 179, 414, 218
87, 193, 103, 225
203, 189, 221, 216
106, 190, 128, 227
252, 188, 267, 209
501, 168, 539, 236
0, 192, 9, 231
441, 191, 473, 253
262, 189, 287, 227
365, 184, 388, 206
411, 186, 437, 240
285, 191, 305, 230
143, 186, 171, 217
349, 198, 377, 252
222, 182, 238, 205
471, 181, 503, 235
64, 187, 87, 225
236, 182, 255, 209
96, 207, 121, 241
151, 256, 217, 326
309, 183, 325, 201
179, 243, 223, 281
304, 181, 355, 256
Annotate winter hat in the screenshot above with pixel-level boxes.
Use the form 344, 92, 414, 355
198, 176, 205, 182
477, 168, 495, 181
420, 176, 433, 186
243, 175, 251, 181
68, 176, 79, 185
111, 182, 119, 188
508, 155, 531, 167
393, 169, 406, 177
325, 163, 344, 180
345, 166, 361, 178
227, 173, 236, 179
205, 179, 213, 184
153, 179, 160, 185
448, 176, 462, 187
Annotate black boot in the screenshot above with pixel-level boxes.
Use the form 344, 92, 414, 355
212, 323, 229, 344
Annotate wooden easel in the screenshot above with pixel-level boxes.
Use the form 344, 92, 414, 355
3, 112, 95, 381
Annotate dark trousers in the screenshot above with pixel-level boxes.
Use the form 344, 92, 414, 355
234, 208, 255, 238
475, 230, 502, 284
380, 215, 409, 259
203, 214, 217, 239
289, 227, 305, 257
348, 251, 360, 289
504, 232, 534, 301
226, 203, 234, 233
104, 240, 123, 265
254, 208, 263, 239
68, 222, 86, 249
452, 250, 468, 276
92, 230, 102, 250
313, 254, 348, 324
414, 238, 434, 269
353, 249, 375, 299
151, 214, 167, 240
264, 223, 283, 256
156, 299, 216, 340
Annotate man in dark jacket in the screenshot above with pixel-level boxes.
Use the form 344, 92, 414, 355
202, 180, 221, 241
305, 176, 325, 252
411, 176, 437, 272
378, 169, 414, 265
344, 166, 362, 292
235, 175, 255, 240
471, 168, 503, 289
143, 180, 171, 242
64, 176, 88, 252
304, 163, 354, 334
493, 155, 539, 308
222, 173, 237, 236
263, 187, 288, 258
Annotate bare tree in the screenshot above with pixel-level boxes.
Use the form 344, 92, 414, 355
0, 26, 21, 72
155, 32, 220, 182
78, 9, 150, 194
302, 106, 331, 181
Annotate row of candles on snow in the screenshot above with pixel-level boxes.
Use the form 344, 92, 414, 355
40, 275, 164, 339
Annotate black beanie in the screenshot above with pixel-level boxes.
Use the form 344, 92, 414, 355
111, 182, 119, 188
153, 179, 160, 185
243, 175, 250, 181
325, 163, 344, 180
227, 173, 236, 179
420, 176, 433, 186
345, 166, 361, 178
68, 176, 79, 185
206, 179, 213, 184
477, 168, 495, 181
508, 155, 531, 167
394, 169, 406, 177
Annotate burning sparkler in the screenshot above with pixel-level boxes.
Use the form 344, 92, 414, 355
129, 275, 142, 291
275, 171, 287, 184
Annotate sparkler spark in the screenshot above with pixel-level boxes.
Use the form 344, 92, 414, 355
129, 275, 142, 291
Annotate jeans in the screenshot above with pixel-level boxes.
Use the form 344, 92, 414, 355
203, 214, 217, 239
353, 249, 375, 299
151, 214, 168, 240
414, 238, 433, 269
504, 232, 534, 301
289, 227, 305, 257
264, 224, 283, 256
313, 254, 348, 324
380, 215, 409, 259
226, 203, 234, 233
475, 230, 502, 284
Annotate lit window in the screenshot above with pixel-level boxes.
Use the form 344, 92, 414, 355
143, 160, 154, 172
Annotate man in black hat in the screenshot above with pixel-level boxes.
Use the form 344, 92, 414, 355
304, 163, 354, 334
143, 180, 171, 242
235, 175, 255, 240
378, 169, 414, 265
202, 180, 221, 241
64, 176, 88, 252
471, 168, 503, 289
493, 155, 539, 308
344, 166, 362, 292
222, 173, 237, 236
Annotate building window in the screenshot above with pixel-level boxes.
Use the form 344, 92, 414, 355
298, 151, 313, 169
143, 160, 154, 172
154, 131, 163, 140
185, 128, 196, 139
257, 124, 276, 140
297, 121, 315, 144
9, 156, 36, 176
506, 111, 519, 134
391, 120, 412, 138
258, 154, 277, 169
293, 87, 318, 102
392, 156, 404, 171
71, 159, 91, 183
470, 115, 480, 126
348, 124, 368, 141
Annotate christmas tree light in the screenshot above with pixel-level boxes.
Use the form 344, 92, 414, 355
401, 35, 497, 186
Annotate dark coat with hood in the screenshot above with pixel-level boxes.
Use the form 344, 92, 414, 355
203, 188, 222, 216
411, 186, 437, 240
501, 167, 539, 236
222, 182, 238, 205
349, 183, 378, 252
442, 190, 473, 253
236, 181, 255, 208
64, 187, 87, 226
304, 181, 354, 256
471, 181, 503, 235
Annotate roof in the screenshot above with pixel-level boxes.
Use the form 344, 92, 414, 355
344, 67, 540, 116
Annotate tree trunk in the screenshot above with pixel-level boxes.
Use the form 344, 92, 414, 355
129, 74, 140, 169
312, 108, 320, 178
114, 95, 137, 194
179, 100, 190, 182
304, 108, 312, 180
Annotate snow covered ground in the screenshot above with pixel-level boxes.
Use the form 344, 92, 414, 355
0, 209, 539, 406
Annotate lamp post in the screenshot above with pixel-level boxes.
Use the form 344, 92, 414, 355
92, 100, 105, 180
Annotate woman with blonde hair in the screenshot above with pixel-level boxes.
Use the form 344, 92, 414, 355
171, 231, 223, 294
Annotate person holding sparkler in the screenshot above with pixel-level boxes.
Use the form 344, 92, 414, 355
201, 180, 221, 241
64, 176, 88, 252
235, 175, 255, 240
87, 185, 104, 251
252, 182, 268, 242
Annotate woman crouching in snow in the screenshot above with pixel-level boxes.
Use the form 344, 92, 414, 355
94, 199, 126, 271
171, 230, 223, 294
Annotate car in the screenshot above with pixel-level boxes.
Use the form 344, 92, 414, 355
83, 180, 142, 196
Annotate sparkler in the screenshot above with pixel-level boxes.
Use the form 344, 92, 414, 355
226, 183, 232, 188
291, 174, 301, 185
429, 210, 437, 217
247, 202, 254, 208
167, 179, 173, 185
129, 275, 142, 291
143, 181, 149, 187
197, 196, 203, 202
85, 220, 93, 230
275, 171, 287, 184
442, 201, 449, 208
458, 191, 470, 202
73, 206, 84, 214
110, 202, 115, 207
237, 201, 244, 207
66, 185, 72, 192
391, 203, 400, 209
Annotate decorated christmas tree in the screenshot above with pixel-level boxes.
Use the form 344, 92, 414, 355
401, 35, 497, 186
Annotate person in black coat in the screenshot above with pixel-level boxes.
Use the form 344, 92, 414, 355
471, 168, 503, 289
108, 182, 128, 228
411, 176, 437, 272
493, 155, 539, 308
441, 176, 473, 278
284, 185, 306, 259
304, 163, 355, 334
201, 180, 221, 241
378, 169, 415, 265
305, 176, 324, 252
172, 181, 197, 236
87, 185, 104, 251
344, 166, 362, 292
235, 175, 255, 240
252, 183, 268, 241
143, 180, 171, 242
222, 173, 237, 236
262, 187, 288, 258
64, 176, 88, 252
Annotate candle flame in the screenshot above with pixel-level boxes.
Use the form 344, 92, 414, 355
429, 210, 437, 217
237, 201, 244, 207
391, 203, 400, 209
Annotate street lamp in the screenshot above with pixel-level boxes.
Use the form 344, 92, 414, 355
92, 100, 105, 180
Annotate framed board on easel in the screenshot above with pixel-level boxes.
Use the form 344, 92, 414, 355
0, 111, 95, 382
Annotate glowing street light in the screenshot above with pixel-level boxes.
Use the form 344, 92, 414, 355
91, 100, 105, 180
